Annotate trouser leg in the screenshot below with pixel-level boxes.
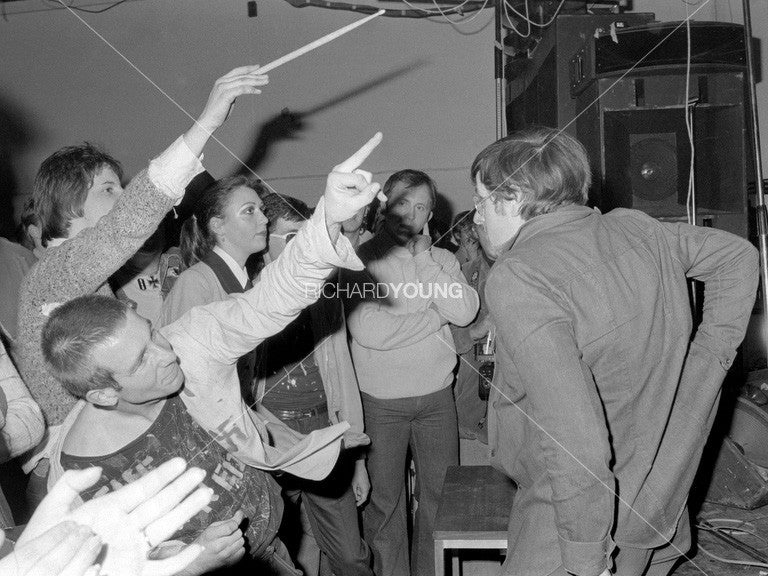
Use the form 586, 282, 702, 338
362, 393, 413, 576
301, 457, 373, 576
410, 387, 459, 576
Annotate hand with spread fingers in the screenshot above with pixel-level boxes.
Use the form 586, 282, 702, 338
184, 65, 270, 155
323, 132, 385, 240
12, 457, 213, 576
0, 522, 102, 576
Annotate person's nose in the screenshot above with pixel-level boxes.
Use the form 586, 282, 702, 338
152, 340, 177, 366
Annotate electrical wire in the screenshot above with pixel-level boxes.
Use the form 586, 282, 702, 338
398, 0, 493, 27
505, 0, 567, 28
401, 0, 475, 15
696, 521, 768, 569
684, 0, 696, 225
43, 0, 132, 13
451, 0, 491, 25
503, 0, 531, 38
281, 0, 489, 19
696, 542, 768, 569
699, 518, 768, 549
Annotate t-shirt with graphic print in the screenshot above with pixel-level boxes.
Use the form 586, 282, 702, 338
60, 394, 282, 558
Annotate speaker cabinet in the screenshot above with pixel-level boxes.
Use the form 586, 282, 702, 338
504, 12, 655, 136
574, 23, 750, 237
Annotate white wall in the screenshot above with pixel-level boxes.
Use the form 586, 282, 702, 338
0, 0, 496, 232
1, 0, 766, 234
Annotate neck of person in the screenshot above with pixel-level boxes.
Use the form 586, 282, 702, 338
70, 397, 168, 457
382, 227, 410, 248
218, 242, 248, 270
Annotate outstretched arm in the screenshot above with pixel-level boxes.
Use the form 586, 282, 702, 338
163, 134, 383, 364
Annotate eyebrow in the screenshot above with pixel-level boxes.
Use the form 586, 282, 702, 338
127, 320, 153, 374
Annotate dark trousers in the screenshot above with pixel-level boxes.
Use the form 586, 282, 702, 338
362, 387, 459, 576
275, 409, 373, 576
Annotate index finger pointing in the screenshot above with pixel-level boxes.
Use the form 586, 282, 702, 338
334, 132, 382, 173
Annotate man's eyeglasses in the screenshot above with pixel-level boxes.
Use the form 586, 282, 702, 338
473, 194, 493, 215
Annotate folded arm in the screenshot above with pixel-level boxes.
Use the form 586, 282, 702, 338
414, 249, 479, 327
343, 268, 443, 350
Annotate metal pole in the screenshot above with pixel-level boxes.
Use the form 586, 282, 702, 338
743, 0, 768, 354
495, 0, 505, 139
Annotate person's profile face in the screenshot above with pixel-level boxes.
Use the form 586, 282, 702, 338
473, 221, 498, 261
82, 166, 124, 228
473, 175, 521, 255
384, 182, 433, 245
218, 186, 269, 259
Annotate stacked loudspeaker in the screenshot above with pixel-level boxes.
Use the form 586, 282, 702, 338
569, 21, 750, 237
505, 16, 751, 237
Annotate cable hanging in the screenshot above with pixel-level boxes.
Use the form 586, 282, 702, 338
280, 0, 490, 19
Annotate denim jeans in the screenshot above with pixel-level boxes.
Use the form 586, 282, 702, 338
361, 387, 459, 576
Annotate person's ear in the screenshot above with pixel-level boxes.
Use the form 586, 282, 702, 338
428, 211, 433, 222
85, 387, 119, 407
209, 215, 225, 239
506, 196, 522, 217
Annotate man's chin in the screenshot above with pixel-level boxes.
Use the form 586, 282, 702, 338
164, 370, 185, 393
393, 228, 417, 244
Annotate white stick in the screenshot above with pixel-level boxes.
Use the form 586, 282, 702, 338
258, 10, 385, 75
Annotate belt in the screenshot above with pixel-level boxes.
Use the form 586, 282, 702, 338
269, 404, 328, 421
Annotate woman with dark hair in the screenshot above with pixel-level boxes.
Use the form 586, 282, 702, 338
160, 175, 269, 398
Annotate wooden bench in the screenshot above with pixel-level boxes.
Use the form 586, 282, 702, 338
433, 465, 516, 576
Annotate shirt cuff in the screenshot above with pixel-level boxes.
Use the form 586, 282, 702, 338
559, 534, 613, 576
147, 135, 205, 204
693, 333, 737, 372
307, 198, 364, 271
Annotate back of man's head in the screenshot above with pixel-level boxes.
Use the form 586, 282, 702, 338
471, 128, 591, 220
33, 143, 123, 246
42, 294, 128, 398
261, 193, 311, 226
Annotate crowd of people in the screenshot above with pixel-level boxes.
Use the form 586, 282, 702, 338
0, 63, 760, 576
